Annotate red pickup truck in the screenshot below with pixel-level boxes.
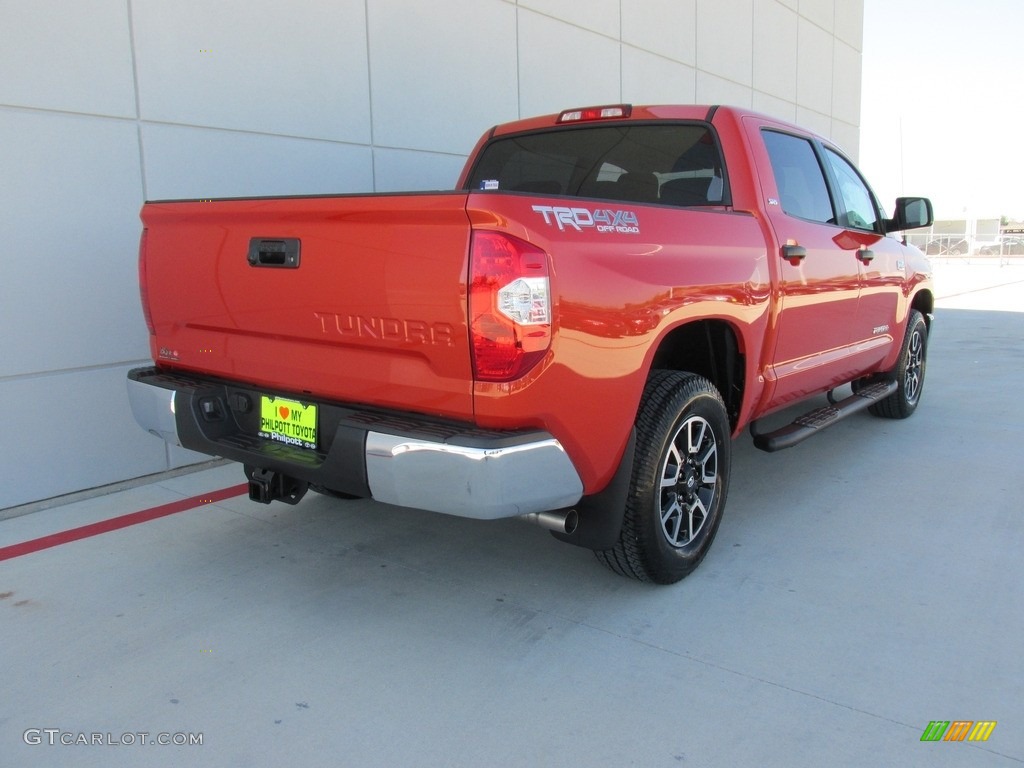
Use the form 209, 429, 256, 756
128, 104, 933, 583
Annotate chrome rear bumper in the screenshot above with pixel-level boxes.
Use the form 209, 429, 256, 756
365, 432, 583, 518
127, 367, 583, 519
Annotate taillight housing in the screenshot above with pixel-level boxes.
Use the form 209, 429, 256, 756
470, 231, 551, 382
138, 227, 155, 335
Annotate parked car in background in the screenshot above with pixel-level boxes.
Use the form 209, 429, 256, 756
978, 237, 1024, 256
925, 236, 969, 256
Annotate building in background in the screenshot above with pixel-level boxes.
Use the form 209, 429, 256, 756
0, 0, 865, 508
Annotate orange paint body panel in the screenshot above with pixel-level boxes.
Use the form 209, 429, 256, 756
465, 192, 771, 492
142, 193, 476, 421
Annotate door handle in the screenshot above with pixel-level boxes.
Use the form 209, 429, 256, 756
857, 248, 874, 264
781, 243, 806, 266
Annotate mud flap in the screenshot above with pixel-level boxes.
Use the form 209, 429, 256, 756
551, 429, 635, 551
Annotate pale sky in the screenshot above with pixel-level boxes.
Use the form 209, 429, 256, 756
859, 0, 1024, 220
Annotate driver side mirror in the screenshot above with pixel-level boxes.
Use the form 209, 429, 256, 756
886, 197, 933, 232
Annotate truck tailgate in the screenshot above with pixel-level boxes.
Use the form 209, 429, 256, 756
140, 192, 475, 420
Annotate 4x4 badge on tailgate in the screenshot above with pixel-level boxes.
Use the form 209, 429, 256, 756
532, 205, 640, 234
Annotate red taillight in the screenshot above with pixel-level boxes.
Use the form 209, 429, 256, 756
470, 231, 551, 382
557, 104, 632, 123
138, 227, 155, 335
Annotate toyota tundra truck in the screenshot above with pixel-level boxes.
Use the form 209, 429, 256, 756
127, 104, 933, 583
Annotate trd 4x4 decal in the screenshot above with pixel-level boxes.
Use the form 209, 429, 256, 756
532, 205, 640, 234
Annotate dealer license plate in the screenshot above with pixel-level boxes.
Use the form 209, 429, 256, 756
258, 396, 318, 450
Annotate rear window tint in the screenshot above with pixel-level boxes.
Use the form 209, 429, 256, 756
467, 124, 728, 207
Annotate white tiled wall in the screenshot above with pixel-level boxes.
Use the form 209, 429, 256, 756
834, 0, 865, 50
0, 0, 137, 118
753, 0, 799, 103
621, 0, 696, 66
0, 0, 864, 508
367, 0, 519, 155
517, 12, 623, 117
520, 0, 621, 38
131, 0, 373, 144
800, 0, 835, 33
798, 17, 835, 116
1, 111, 146, 377
621, 48, 697, 106
697, 0, 754, 89
832, 40, 863, 129
141, 124, 375, 200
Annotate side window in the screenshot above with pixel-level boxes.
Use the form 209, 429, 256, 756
824, 148, 879, 231
762, 130, 835, 224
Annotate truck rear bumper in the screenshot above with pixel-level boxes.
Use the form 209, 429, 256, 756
127, 367, 583, 519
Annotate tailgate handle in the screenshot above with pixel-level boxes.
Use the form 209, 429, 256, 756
248, 238, 300, 268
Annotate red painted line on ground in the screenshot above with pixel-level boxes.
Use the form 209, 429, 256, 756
0, 484, 249, 562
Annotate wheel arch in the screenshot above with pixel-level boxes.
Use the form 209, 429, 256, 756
910, 288, 934, 328
648, 319, 745, 429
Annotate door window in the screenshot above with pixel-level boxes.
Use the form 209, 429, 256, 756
823, 148, 879, 231
761, 130, 835, 225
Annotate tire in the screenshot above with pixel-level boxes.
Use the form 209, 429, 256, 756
861, 309, 928, 419
595, 371, 731, 584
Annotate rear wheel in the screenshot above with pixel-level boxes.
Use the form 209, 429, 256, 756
595, 371, 731, 584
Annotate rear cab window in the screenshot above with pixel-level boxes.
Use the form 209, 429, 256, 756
466, 123, 730, 208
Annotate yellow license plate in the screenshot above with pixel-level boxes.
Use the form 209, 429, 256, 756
258, 396, 318, 450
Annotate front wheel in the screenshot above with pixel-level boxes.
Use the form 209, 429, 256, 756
595, 371, 731, 584
858, 309, 928, 419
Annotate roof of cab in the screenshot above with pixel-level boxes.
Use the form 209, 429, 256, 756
489, 104, 717, 137
488, 104, 826, 145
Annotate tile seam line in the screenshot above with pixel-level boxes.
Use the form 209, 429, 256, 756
0, 104, 464, 156
514, 8, 698, 68
514, 5, 848, 50
0, 359, 153, 385
363, 0, 377, 189
0, 460, 230, 519
126, 0, 148, 200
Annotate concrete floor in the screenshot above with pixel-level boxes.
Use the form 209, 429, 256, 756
2, 265, 1022, 767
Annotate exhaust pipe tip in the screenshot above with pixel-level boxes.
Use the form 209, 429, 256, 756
521, 509, 578, 535
563, 509, 579, 535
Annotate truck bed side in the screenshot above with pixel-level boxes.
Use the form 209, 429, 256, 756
465, 192, 771, 492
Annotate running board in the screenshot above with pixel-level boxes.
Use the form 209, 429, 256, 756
750, 380, 898, 452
